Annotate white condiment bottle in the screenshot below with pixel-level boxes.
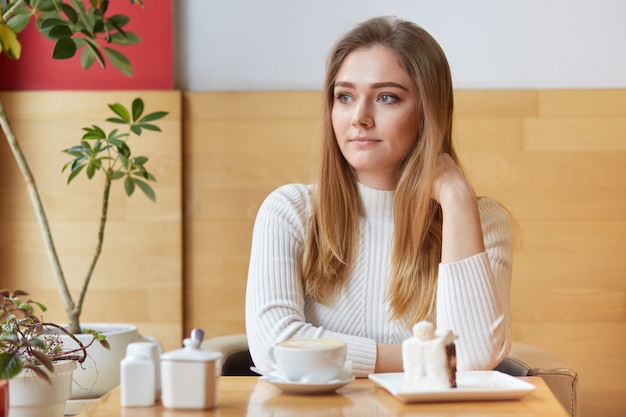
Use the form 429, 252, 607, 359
160, 337, 222, 409
120, 342, 156, 407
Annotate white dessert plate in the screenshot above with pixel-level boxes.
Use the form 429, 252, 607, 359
369, 371, 535, 403
261, 372, 356, 395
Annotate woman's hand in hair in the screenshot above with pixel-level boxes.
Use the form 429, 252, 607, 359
432, 153, 486, 263
431, 153, 473, 206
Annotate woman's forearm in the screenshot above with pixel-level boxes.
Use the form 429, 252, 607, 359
439, 182, 485, 263
374, 342, 403, 373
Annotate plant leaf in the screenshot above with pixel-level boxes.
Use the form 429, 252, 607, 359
131, 98, 144, 122
82, 37, 105, 69
0, 23, 22, 59
62, 161, 73, 172
6, 12, 31, 34
0, 352, 23, 380
28, 337, 47, 350
66, 164, 86, 183
102, 46, 132, 77
70, 158, 87, 171
31, 350, 54, 373
86, 161, 97, 179
52, 38, 77, 59
82, 125, 107, 140
110, 170, 125, 180
107, 14, 131, 29
110, 31, 140, 45
33, 0, 57, 13
135, 123, 161, 132
48, 24, 73, 40
108, 138, 124, 148
30, 300, 47, 312
17, 302, 33, 313
63, 145, 88, 154
105, 117, 128, 124
77, 40, 96, 69
80, 46, 96, 70
133, 156, 148, 165
124, 176, 135, 196
60, 3, 78, 24
39, 18, 68, 32
107, 128, 127, 140
108, 103, 130, 123
99, 338, 111, 350
91, 18, 104, 35
138, 111, 168, 123
133, 178, 156, 202
97, 0, 110, 14
117, 142, 131, 159
118, 153, 129, 169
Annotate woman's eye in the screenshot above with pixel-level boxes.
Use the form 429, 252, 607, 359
335, 93, 352, 103
379, 94, 399, 104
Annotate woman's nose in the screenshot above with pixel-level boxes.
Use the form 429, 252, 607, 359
352, 102, 373, 127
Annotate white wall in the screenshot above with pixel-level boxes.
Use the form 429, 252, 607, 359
174, 0, 626, 91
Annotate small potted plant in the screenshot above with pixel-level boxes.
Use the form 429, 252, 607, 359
0, 289, 106, 417
0, 0, 168, 403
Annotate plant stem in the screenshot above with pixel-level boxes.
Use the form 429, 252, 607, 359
68, 0, 92, 36
0, 98, 77, 324
1, 0, 25, 21
43, 322, 88, 363
73, 172, 111, 333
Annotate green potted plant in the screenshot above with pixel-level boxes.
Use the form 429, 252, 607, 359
0, 0, 168, 405
0, 289, 106, 417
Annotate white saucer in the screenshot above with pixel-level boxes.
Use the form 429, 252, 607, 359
369, 371, 535, 403
261, 372, 356, 395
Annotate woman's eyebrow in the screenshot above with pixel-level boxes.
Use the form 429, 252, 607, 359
334, 81, 409, 91
334, 81, 355, 89
371, 81, 410, 91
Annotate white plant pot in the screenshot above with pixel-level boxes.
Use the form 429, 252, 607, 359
8, 360, 76, 417
60, 323, 161, 409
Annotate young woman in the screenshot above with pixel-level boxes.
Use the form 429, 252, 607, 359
245, 16, 512, 377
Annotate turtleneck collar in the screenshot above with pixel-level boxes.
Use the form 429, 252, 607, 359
357, 182, 394, 218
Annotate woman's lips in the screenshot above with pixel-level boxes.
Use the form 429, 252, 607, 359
350, 137, 381, 145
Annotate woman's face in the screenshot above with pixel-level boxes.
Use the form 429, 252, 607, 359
332, 44, 421, 190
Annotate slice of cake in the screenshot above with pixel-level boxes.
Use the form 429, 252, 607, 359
402, 321, 457, 390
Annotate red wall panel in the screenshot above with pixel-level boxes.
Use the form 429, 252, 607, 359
0, 1, 173, 90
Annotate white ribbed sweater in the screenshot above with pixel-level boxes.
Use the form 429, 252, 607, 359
245, 183, 512, 377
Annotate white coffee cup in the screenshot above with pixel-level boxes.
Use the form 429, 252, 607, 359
268, 338, 347, 383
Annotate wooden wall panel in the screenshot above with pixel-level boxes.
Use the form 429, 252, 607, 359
184, 89, 626, 416
458, 90, 626, 417
182, 92, 322, 339
0, 91, 183, 351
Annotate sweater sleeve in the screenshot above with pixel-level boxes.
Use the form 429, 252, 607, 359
436, 197, 513, 371
245, 185, 377, 375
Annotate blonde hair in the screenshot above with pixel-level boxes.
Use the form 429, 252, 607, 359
302, 16, 460, 325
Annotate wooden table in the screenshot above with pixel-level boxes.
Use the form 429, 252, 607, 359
75, 376, 569, 417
